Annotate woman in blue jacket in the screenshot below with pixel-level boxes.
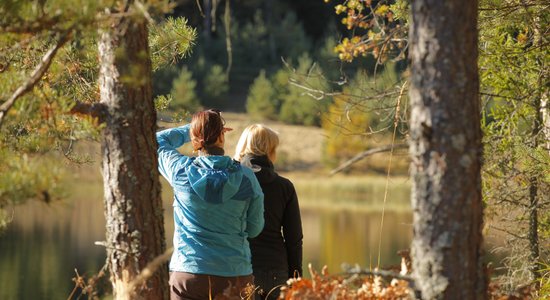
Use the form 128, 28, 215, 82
156, 109, 264, 299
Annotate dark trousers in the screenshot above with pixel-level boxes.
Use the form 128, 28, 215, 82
169, 272, 254, 300
253, 269, 288, 300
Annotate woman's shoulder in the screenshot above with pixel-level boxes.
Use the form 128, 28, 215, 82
272, 173, 296, 190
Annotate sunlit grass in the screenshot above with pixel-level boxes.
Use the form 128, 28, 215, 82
285, 173, 411, 212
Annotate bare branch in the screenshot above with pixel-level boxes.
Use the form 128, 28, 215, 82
342, 268, 414, 283
330, 144, 408, 175
288, 78, 341, 100
0, 31, 71, 128
489, 225, 527, 240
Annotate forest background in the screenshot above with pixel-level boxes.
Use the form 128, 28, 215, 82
0, 0, 548, 299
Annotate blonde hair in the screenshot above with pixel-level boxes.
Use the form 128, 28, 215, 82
234, 124, 279, 162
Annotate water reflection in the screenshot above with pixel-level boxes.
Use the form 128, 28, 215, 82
302, 209, 412, 275
0, 179, 412, 300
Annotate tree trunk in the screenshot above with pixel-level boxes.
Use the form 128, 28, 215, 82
543, 96, 550, 154
264, 0, 277, 63
408, 0, 486, 299
98, 7, 168, 300
528, 13, 545, 283
203, 0, 212, 39
528, 176, 540, 284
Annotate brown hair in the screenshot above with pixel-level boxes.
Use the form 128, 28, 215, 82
190, 109, 225, 153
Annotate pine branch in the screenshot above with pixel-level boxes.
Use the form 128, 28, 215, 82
0, 31, 71, 128
0, 16, 61, 34
330, 144, 408, 175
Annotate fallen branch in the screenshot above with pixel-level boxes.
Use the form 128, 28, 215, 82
0, 31, 71, 128
344, 268, 414, 283
329, 144, 408, 175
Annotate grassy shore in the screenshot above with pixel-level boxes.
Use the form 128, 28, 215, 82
285, 172, 411, 212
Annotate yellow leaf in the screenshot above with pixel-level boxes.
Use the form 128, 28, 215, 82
375, 4, 389, 16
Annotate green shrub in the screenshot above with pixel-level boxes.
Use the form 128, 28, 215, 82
321, 65, 407, 170
203, 64, 229, 108
170, 67, 200, 112
246, 70, 278, 120
278, 53, 331, 126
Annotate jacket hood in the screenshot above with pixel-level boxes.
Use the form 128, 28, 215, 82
185, 156, 243, 203
243, 155, 277, 184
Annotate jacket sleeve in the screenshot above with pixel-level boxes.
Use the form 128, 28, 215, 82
246, 172, 265, 238
282, 182, 303, 278
156, 124, 192, 185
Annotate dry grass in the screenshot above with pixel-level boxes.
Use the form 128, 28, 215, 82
221, 113, 324, 169
287, 173, 411, 212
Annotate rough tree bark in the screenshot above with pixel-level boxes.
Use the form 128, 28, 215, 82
408, 0, 486, 299
98, 6, 168, 300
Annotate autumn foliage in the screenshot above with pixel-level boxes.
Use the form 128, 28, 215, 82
280, 264, 411, 300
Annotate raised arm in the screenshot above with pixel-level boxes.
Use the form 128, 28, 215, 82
282, 183, 303, 278
156, 124, 192, 185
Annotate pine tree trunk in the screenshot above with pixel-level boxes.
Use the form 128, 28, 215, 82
98, 9, 168, 300
408, 0, 486, 299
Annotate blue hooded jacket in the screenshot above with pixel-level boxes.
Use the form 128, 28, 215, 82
156, 124, 265, 276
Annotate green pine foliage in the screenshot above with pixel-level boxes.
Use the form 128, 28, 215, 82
0, 149, 66, 230
271, 12, 312, 61
246, 70, 278, 120
202, 64, 229, 108
479, 0, 549, 290
245, 56, 334, 126
149, 17, 197, 71
321, 65, 406, 170
170, 67, 200, 112
279, 53, 331, 126
0, 0, 196, 228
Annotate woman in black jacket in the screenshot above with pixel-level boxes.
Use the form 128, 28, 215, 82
234, 124, 303, 300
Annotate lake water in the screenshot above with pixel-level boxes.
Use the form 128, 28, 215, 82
0, 171, 413, 300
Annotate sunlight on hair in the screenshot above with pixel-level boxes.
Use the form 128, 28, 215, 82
234, 124, 280, 163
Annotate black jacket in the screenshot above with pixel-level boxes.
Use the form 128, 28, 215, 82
246, 155, 303, 278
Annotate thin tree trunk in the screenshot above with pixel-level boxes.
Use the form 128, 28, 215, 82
528, 11, 545, 283
203, 0, 212, 39
264, 0, 276, 63
542, 96, 550, 154
528, 176, 540, 284
408, 0, 486, 299
98, 7, 168, 300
